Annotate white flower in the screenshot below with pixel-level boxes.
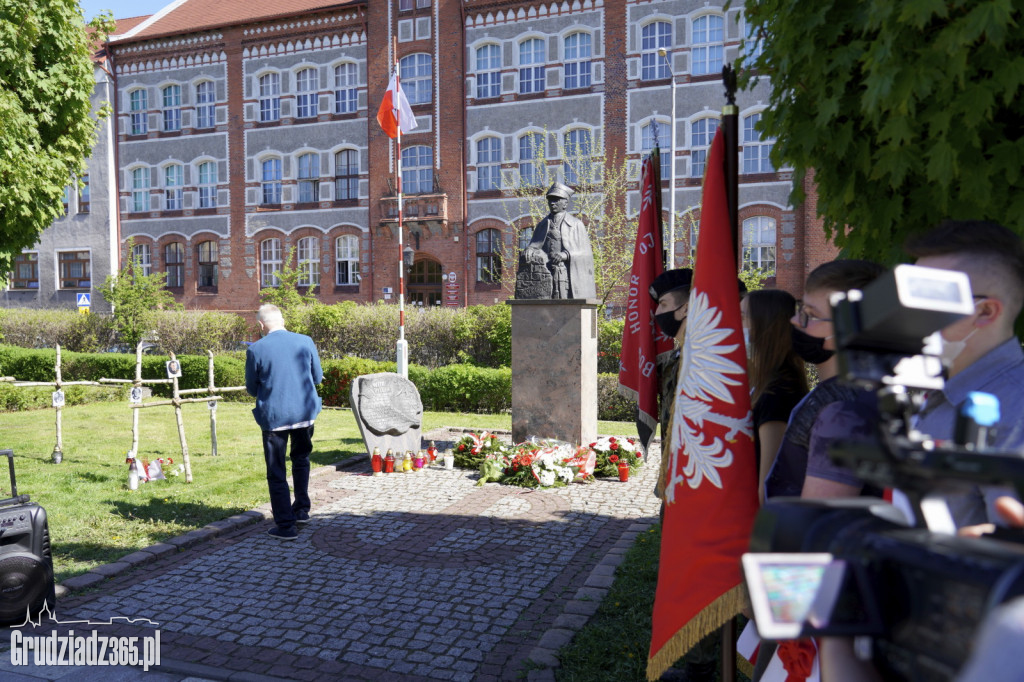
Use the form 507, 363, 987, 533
538, 469, 556, 487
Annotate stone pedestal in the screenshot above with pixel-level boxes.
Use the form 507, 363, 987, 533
510, 299, 598, 445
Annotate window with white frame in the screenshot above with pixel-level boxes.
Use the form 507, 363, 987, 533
259, 73, 280, 122
564, 32, 592, 90
476, 137, 501, 191
641, 120, 672, 180
476, 229, 501, 283
641, 22, 671, 81
58, 251, 90, 290
475, 44, 500, 99
197, 240, 218, 289
518, 132, 545, 186
62, 184, 71, 214
296, 68, 318, 118
518, 227, 533, 251
132, 243, 152, 277
198, 161, 217, 209
297, 153, 320, 203
78, 174, 90, 213
400, 53, 432, 105
165, 242, 184, 287
261, 238, 282, 287
334, 63, 358, 114
742, 216, 776, 271
164, 164, 184, 210
335, 235, 359, 285
297, 236, 320, 287
129, 89, 148, 135
401, 146, 433, 194
131, 167, 149, 213
692, 15, 725, 77
519, 39, 545, 94
691, 117, 719, 177
334, 150, 359, 201
563, 129, 592, 185
162, 84, 181, 132
261, 158, 282, 204
195, 81, 215, 128
742, 18, 765, 61
743, 112, 774, 173
12, 253, 38, 290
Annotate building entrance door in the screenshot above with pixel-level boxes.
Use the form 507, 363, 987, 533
408, 258, 442, 307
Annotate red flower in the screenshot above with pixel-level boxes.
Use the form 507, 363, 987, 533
609, 455, 619, 463
490, 434, 498, 439
458, 444, 466, 452
589, 442, 597, 448
636, 453, 642, 459
609, 437, 617, 443
610, 443, 619, 450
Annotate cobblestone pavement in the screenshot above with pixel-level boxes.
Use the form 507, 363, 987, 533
0, 430, 662, 681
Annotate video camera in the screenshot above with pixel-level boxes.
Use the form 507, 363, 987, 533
742, 265, 1024, 681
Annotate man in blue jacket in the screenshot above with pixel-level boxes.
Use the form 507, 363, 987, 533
245, 304, 324, 540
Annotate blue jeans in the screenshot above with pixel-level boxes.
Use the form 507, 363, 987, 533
261, 425, 313, 531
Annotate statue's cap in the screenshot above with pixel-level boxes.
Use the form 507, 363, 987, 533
649, 268, 693, 301
545, 182, 575, 200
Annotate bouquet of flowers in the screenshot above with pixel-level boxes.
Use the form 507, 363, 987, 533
454, 431, 508, 469
588, 436, 643, 478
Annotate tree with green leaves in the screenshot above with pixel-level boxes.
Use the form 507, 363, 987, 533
99, 241, 180, 348
741, 0, 1024, 262
259, 246, 318, 325
0, 3, 111, 276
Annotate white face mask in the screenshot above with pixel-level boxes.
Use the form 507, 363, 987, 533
939, 327, 979, 367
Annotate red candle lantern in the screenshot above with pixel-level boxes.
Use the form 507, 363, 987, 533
384, 450, 395, 474
427, 441, 438, 464
371, 448, 383, 476
617, 462, 630, 482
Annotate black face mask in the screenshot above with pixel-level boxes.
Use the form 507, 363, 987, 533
655, 306, 685, 339
791, 326, 834, 364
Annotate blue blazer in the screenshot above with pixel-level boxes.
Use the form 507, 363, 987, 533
245, 329, 324, 431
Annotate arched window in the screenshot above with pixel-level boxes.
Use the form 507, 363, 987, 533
742, 216, 776, 271
742, 112, 774, 173
297, 153, 320, 203
296, 68, 318, 118
132, 243, 152, 277
692, 15, 725, 76
476, 137, 501, 191
519, 39, 545, 94
261, 158, 282, 205
261, 238, 282, 287
518, 133, 545, 186
197, 240, 218, 289
691, 117, 719, 177
198, 161, 217, 209
641, 120, 671, 180
164, 164, 184, 210
165, 242, 185, 288
162, 84, 181, 131
297, 236, 320, 287
195, 81, 215, 128
400, 53, 432, 105
401, 146, 433, 194
563, 129, 592, 185
131, 167, 149, 213
335, 235, 359, 285
334, 63, 358, 114
476, 44, 500, 99
564, 32, 592, 90
476, 229, 502, 283
334, 150, 359, 200
129, 89, 148, 135
641, 22, 671, 81
259, 73, 280, 122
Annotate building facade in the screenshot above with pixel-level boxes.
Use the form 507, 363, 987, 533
4, 0, 836, 314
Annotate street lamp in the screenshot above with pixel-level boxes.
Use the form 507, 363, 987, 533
403, 244, 415, 272
658, 47, 678, 268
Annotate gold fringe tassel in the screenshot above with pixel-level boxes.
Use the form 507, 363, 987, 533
646, 583, 746, 681
737, 653, 754, 679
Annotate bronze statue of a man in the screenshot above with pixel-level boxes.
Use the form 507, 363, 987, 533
515, 182, 597, 300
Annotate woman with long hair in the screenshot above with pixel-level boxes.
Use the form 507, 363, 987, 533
742, 288, 808, 503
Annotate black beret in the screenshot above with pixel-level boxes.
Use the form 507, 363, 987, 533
649, 268, 693, 301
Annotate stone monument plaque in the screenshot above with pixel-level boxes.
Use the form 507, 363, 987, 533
351, 373, 424, 456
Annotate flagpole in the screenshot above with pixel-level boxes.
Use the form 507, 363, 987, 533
394, 45, 408, 379
720, 61, 740, 682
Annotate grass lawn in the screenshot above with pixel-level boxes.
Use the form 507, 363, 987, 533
0, 401, 636, 582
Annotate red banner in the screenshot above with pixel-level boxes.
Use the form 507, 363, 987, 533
618, 149, 672, 453
647, 128, 758, 679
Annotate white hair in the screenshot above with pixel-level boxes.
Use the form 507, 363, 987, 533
257, 304, 285, 329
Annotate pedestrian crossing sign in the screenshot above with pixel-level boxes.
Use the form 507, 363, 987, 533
76, 293, 91, 307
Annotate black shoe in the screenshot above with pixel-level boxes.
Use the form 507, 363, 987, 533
268, 526, 298, 540
295, 511, 311, 525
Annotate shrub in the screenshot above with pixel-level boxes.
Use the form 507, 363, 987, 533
597, 373, 636, 422
598, 318, 625, 374
420, 365, 511, 413
148, 310, 253, 355
0, 309, 116, 352
318, 356, 395, 408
